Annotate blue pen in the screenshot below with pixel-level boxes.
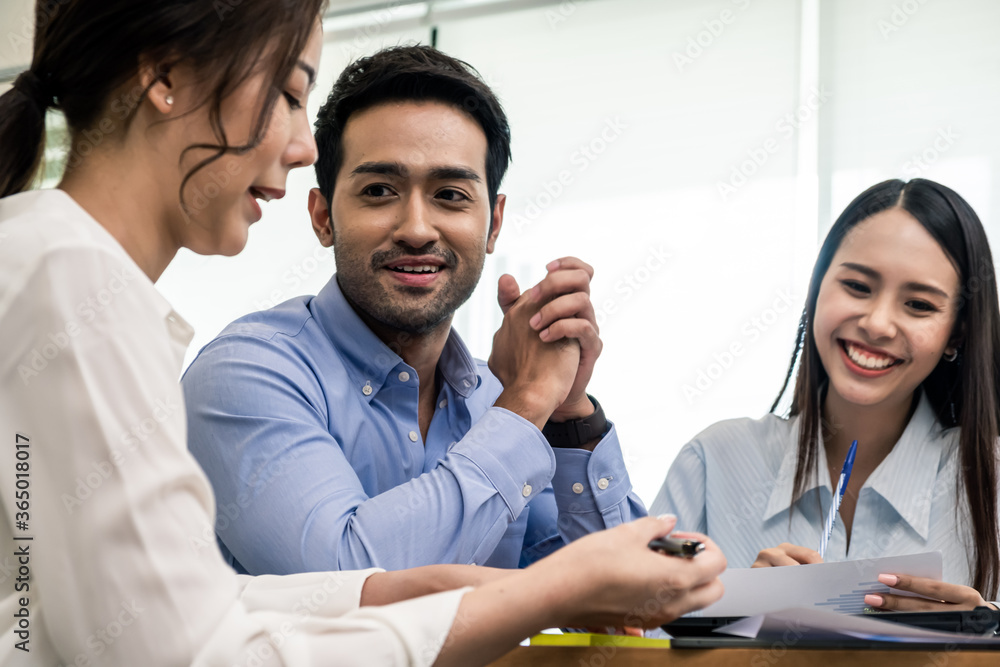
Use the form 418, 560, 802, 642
819, 439, 858, 559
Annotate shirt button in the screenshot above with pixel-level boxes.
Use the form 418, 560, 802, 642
463, 379, 472, 388
408, 431, 419, 442
362, 383, 373, 396
439, 398, 448, 409
522, 484, 532, 497
597, 478, 610, 490
398, 371, 410, 382
572, 482, 584, 494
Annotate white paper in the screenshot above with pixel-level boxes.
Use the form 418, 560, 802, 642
718, 607, 1000, 645
696, 551, 942, 616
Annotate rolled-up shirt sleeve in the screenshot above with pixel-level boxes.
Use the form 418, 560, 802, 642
516, 422, 645, 565
184, 334, 557, 573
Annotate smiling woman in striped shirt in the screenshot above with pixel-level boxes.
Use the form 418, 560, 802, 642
654, 178, 1000, 610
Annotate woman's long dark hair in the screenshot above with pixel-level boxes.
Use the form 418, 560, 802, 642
0, 0, 326, 200
771, 178, 1000, 598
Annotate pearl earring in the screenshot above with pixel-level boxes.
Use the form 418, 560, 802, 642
165, 95, 174, 106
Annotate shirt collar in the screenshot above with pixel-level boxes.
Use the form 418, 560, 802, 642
310, 275, 480, 400
763, 417, 821, 523
865, 392, 951, 540
45, 189, 195, 358
763, 392, 949, 539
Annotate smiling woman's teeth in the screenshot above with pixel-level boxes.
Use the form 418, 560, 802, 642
393, 266, 440, 274
844, 342, 897, 370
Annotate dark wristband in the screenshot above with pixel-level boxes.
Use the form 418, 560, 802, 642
542, 395, 608, 448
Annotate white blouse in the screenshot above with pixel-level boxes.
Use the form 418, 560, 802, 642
0, 190, 467, 666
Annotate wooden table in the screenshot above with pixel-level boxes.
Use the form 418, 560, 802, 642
489, 646, 1000, 665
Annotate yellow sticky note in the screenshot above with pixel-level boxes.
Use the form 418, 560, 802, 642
529, 633, 671, 648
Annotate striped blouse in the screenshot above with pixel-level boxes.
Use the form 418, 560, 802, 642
651, 393, 981, 587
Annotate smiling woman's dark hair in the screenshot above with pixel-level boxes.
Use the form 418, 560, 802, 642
771, 178, 1000, 597
0, 0, 326, 201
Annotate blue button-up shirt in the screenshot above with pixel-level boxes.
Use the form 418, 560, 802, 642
183, 276, 644, 575
651, 393, 980, 586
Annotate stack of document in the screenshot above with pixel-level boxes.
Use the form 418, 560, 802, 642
717, 607, 1000, 646
699, 552, 942, 616
679, 552, 1000, 647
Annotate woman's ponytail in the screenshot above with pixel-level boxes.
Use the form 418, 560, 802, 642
0, 71, 52, 197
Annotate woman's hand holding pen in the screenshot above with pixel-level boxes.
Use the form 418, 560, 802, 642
752, 543, 824, 567
864, 574, 996, 612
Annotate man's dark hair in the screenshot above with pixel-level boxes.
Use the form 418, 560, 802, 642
313, 45, 512, 217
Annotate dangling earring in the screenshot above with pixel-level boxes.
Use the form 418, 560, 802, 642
945, 346, 960, 424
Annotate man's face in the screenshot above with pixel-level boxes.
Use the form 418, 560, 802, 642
327, 100, 503, 335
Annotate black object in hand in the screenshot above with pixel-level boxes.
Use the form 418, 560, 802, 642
648, 536, 705, 558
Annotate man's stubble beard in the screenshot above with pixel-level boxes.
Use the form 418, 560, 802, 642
333, 242, 487, 336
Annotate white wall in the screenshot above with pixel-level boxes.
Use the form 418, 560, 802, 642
155, 0, 1000, 504
0, 0, 34, 73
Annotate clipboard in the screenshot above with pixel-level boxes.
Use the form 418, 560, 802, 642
665, 608, 999, 637
669, 636, 997, 650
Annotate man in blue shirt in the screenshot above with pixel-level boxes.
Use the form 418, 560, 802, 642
183, 45, 644, 576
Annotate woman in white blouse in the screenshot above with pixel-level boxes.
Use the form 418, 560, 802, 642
653, 178, 1000, 611
0, 1, 725, 665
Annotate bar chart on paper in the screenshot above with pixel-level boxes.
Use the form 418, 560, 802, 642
815, 581, 890, 614
694, 552, 942, 617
